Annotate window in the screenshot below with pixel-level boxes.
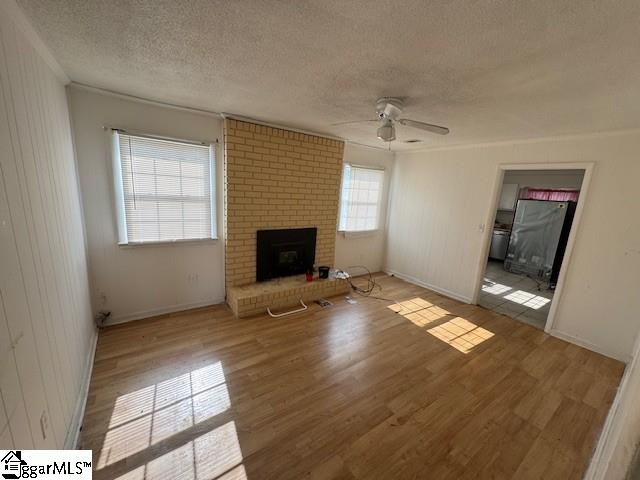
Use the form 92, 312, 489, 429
338, 164, 385, 232
112, 131, 216, 244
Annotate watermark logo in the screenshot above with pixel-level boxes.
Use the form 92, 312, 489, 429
2, 451, 26, 479
1, 450, 92, 479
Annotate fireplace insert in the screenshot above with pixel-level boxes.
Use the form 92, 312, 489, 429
256, 228, 317, 282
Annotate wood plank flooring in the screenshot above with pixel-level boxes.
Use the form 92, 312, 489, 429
79, 274, 624, 480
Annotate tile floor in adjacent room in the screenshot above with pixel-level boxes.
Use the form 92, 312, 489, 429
478, 260, 554, 330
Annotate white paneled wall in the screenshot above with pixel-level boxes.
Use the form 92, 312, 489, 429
0, 6, 95, 449
386, 132, 640, 361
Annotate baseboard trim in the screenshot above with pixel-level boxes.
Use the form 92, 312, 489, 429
64, 328, 98, 449
383, 269, 473, 304
104, 298, 226, 326
548, 329, 630, 363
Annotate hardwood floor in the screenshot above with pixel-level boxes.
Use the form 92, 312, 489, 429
80, 274, 624, 480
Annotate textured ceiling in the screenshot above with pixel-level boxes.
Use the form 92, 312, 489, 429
18, 0, 640, 150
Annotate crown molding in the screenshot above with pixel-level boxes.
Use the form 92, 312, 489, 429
397, 127, 640, 155
69, 82, 223, 118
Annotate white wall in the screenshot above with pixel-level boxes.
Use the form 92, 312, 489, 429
68, 87, 225, 324
586, 333, 640, 480
334, 143, 394, 274
386, 131, 640, 361
0, 2, 95, 449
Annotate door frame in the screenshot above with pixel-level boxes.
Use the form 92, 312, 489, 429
471, 162, 594, 333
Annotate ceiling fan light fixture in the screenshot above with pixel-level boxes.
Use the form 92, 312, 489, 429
377, 121, 396, 142
333, 97, 448, 143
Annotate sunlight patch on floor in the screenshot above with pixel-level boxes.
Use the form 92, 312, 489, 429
387, 298, 452, 327
216, 465, 248, 480
387, 297, 436, 315
111, 465, 145, 480
112, 422, 245, 480
427, 317, 494, 353
99, 362, 231, 469
194, 421, 244, 479
503, 290, 551, 310
388, 297, 495, 353
403, 305, 451, 327
482, 282, 512, 295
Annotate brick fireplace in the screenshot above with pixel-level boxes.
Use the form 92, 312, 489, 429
224, 119, 349, 316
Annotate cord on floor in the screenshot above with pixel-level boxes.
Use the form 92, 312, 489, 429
336, 265, 396, 302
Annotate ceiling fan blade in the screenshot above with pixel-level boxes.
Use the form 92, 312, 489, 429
398, 118, 449, 135
330, 119, 378, 126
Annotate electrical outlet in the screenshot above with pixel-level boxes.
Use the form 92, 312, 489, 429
40, 411, 48, 440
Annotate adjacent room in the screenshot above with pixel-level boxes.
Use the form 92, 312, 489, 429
1, 1, 640, 480
479, 169, 585, 329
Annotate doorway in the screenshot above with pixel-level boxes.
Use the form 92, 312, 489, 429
474, 165, 592, 331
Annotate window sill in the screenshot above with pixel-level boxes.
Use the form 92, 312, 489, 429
118, 238, 219, 248
338, 229, 380, 238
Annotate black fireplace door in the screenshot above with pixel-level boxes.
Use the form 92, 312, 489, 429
256, 228, 317, 281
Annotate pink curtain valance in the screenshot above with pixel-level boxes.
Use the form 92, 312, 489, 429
522, 188, 579, 202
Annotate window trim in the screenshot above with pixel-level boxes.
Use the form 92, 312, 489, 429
337, 163, 386, 234
118, 238, 219, 249
110, 129, 218, 246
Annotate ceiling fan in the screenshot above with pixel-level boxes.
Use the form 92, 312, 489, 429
333, 97, 449, 142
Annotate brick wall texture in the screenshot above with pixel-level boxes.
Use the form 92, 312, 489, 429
224, 119, 345, 288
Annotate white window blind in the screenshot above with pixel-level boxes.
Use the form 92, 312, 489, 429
112, 131, 216, 244
338, 164, 384, 232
